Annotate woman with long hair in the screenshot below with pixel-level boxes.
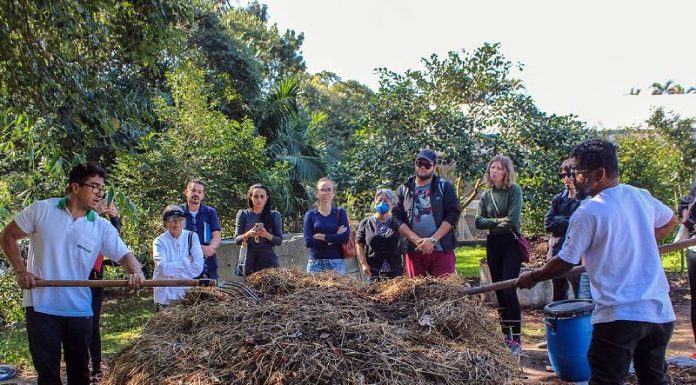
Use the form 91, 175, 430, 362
475, 155, 524, 355
303, 177, 350, 275
233, 184, 283, 276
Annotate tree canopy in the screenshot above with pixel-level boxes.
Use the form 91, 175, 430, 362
2, 1, 693, 263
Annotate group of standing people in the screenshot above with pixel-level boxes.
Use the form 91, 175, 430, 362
303, 149, 461, 279
0, 138, 687, 385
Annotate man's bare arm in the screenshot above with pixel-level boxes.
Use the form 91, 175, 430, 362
0, 221, 37, 288
655, 215, 678, 241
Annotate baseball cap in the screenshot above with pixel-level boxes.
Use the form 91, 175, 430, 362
162, 205, 186, 221
415, 149, 438, 164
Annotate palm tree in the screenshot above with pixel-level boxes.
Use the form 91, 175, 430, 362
255, 77, 336, 229
651, 80, 674, 95
668, 84, 685, 94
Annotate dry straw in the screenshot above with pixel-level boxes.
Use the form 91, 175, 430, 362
104, 269, 522, 385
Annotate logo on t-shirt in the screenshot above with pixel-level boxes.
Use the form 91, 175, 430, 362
77, 244, 93, 254
414, 188, 433, 223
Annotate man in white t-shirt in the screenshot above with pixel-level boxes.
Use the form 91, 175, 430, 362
0, 163, 145, 385
516, 139, 678, 385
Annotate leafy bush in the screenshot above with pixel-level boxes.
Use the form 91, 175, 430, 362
113, 63, 275, 267
0, 270, 23, 326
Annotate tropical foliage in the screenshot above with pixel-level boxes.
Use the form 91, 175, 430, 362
2, 1, 695, 297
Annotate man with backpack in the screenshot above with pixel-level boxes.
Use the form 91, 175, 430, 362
392, 149, 461, 277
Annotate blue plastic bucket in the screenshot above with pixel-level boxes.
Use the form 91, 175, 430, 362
544, 299, 595, 382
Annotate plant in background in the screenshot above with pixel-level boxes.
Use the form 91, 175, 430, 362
113, 63, 270, 268
615, 128, 689, 209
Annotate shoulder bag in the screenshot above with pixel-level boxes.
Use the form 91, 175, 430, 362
337, 208, 357, 259
489, 190, 530, 263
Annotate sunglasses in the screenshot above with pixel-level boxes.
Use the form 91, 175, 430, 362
559, 172, 575, 179
571, 168, 591, 176
415, 161, 434, 169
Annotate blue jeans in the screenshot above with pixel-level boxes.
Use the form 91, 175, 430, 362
306, 258, 346, 275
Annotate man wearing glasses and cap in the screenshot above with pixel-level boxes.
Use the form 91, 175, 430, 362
0, 162, 144, 385
393, 149, 461, 277
180, 178, 221, 280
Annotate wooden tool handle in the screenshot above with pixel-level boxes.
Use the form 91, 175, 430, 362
34, 279, 215, 288
463, 236, 696, 295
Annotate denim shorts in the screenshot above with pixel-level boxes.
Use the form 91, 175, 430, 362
306, 258, 346, 275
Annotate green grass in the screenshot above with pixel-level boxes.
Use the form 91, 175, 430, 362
0, 292, 154, 372
99, 294, 155, 355
0, 326, 31, 369
455, 245, 486, 278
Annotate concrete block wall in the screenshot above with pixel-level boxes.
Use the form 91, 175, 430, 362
216, 234, 363, 282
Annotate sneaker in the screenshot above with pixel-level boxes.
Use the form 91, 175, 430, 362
505, 338, 522, 358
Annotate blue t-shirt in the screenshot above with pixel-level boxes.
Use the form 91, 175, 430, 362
303, 207, 350, 259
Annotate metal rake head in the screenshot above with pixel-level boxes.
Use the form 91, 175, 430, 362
217, 281, 261, 305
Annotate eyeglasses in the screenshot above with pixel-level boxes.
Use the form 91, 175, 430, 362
415, 161, 434, 169
318, 188, 333, 193
166, 217, 184, 224
559, 172, 575, 179
572, 169, 591, 176
80, 183, 106, 196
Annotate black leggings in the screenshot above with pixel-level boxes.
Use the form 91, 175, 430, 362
487, 232, 522, 342
688, 250, 696, 344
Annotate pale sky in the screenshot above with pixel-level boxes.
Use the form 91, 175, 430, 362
258, 0, 696, 129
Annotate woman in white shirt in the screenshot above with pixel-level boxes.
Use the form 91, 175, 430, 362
152, 205, 205, 308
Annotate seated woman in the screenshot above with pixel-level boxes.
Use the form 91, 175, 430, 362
356, 188, 403, 281
233, 184, 283, 276
152, 205, 205, 309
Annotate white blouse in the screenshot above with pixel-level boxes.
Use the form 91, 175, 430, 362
152, 229, 205, 305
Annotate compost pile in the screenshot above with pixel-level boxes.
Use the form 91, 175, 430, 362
104, 269, 521, 385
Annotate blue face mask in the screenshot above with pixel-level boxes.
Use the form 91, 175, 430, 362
375, 201, 390, 215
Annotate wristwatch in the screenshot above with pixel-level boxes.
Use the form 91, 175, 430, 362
429, 237, 438, 244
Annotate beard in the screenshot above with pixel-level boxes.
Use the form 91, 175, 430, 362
416, 170, 434, 181
576, 185, 591, 200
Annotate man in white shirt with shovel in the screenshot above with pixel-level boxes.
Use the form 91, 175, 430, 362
0, 162, 144, 385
